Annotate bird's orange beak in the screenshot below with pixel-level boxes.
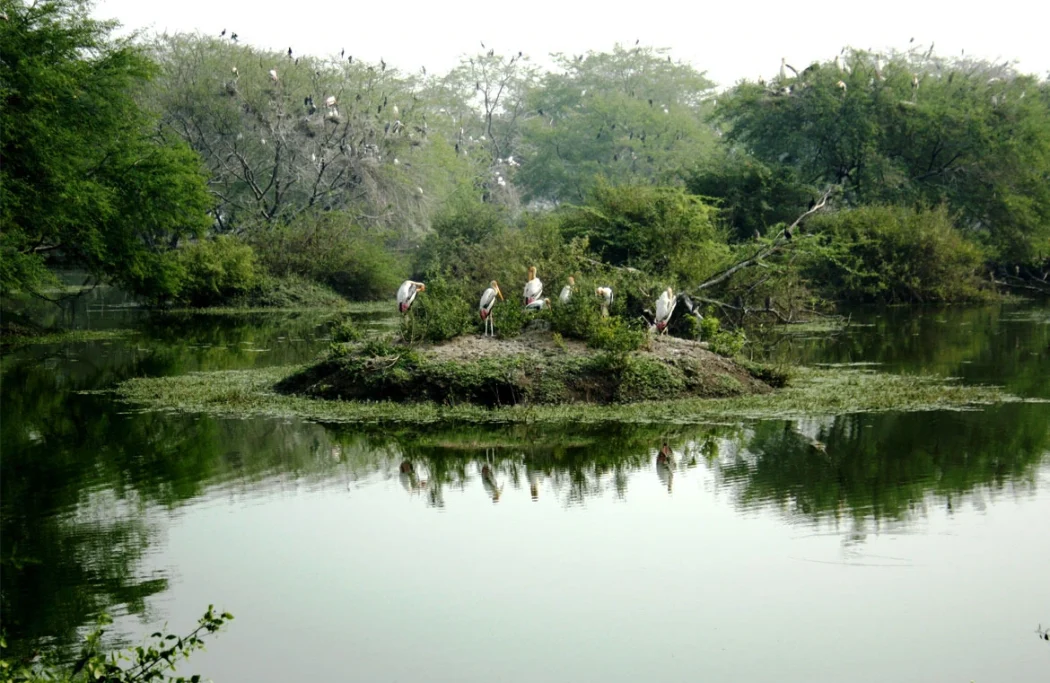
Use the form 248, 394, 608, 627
496, 286, 504, 300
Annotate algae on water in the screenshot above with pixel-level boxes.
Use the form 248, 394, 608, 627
114, 363, 1026, 426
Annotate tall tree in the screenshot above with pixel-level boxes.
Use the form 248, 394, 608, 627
0, 0, 213, 298
716, 47, 1050, 264
146, 34, 473, 241
518, 45, 718, 204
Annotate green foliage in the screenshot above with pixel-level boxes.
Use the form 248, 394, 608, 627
174, 236, 258, 307
685, 155, 815, 241
616, 356, 684, 401
331, 318, 363, 343
716, 49, 1050, 265
806, 205, 989, 303
401, 277, 473, 343
550, 285, 604, 340
586, 317, 648, 354
228, 274, 345, 309
0, 1, 212, 297
0, 606, 231, 683
248, 212, 404, 301
518, 45, 717, 203
415, 198, 509, 280
558, 183, 729, 285
700, 316, 747, 357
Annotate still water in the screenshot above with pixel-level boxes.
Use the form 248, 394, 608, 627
2, 292, 1049, 682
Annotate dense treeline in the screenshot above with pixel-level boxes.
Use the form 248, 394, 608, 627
3, 0, 1048, 314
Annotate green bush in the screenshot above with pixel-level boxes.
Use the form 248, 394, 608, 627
402, 277, 474, 343
586, 316, 648, 354
176, 236, 258, 306
805, 205, 989, 303
234, 274, 345, 308
493, 298, 532, 339
557, 183, 730, 285
331, 317, 362, 343
700, 316, 746, 357
617, 356, 685, 401
685, 156, 815, 242
551, 286, 604, 340
248, 211, 404, 301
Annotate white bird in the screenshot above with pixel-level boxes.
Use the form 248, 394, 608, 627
507, 155, 519, 166
524, 298, 551, 311
780, 57, 787, 80
269, 69, 278, 82
559, 276, 575, 304
875, 55, 885, 81
479, 280, 504, 337
595, 286, 614, 317
397, 280, 425, 314
497, 176, 506, 187
837, 80, 848, 92
654, 287, 677, 334
231, 66, 238, 75
523, 266, 542, 305
392, 104, 399, 116
325, 95, 336, 107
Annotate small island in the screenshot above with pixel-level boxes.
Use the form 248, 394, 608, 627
277, 330, 774, 407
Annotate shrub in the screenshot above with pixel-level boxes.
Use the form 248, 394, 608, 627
331, 317, 362, 343
402, 277, 473, 343
557, 183, 730, 285
700, 316, 746, 357
805, 205, 989, 303
176, 236, 258, 306
617, 356, 685, 401
587, 316, 647, 354
685, 155, 816, 242
493, 297, 531, 339
248, 211, 404, 300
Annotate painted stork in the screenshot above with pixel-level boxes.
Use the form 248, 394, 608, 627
654, 287, 676, 334
396, 280, 425, 314
595, 286, 614, 317
524, 298, 551, 311
559, 276, 575, 304
523, 266, 543, 305
479, 281, 504, 337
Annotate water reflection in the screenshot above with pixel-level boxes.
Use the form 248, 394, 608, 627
2, 302, 1049, 668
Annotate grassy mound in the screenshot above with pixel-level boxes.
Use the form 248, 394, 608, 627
276, 331, 771, 406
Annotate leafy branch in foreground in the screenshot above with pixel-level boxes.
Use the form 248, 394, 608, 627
0, 606, 232, 683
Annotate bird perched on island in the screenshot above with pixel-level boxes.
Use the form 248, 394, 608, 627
559, 276, 575, 304
523, 266, 542, 305
396, 280, 425, 314
479, 281, 504, 337
524, 298, 551, 311
595, 287, 614, 317
269, 68, 278, 83
654, 287, 677, 334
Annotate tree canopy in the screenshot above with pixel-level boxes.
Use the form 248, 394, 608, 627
714, 48, 1050, 264
0, 0, 213, 298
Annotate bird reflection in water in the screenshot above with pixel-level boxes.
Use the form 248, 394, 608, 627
480, 450, 504, 503
398, 460, 428, 495
526, 464, 543, 501
656, 442, 676, 493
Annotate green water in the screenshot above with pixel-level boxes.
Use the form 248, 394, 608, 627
2, 296, 1049, 682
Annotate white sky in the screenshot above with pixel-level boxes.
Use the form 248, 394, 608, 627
95, 0, 1049, 87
